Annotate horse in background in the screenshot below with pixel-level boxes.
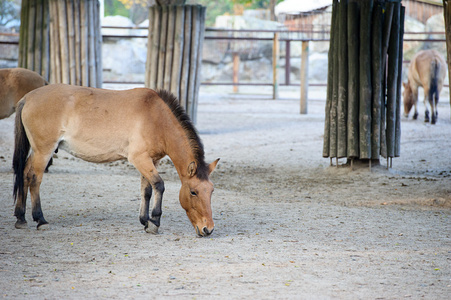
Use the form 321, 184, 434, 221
0, 68, 47, 120
402, 49, 447, 124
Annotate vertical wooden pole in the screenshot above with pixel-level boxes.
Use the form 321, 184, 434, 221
371, 3, 383, 160
323, 0, 338, 158
192, 5, 206, 124
444, 0, 451, 117
170, 6, 186, 100
187, 5, 201, 119
80, 0, 89, 86
300, 41, 309, 114
285, 40, 291, 85
380, 3, 394, 159
358, 0, 373, 159
395, 6, 405, 157
67, 0, 76, 85
42, 0, 50, 80
148, 6, 162, 90
233, 52, 240, 93
57, 0, 70, 84
74, 0, 81, 85
88, 0, 97, 87
329, 0, 339, 159
34, 0, 43, 74
272, 32, 279, 100
347, 1, 359, 159
163, 5, 176, 91
27, 0, 36, 70
337, 0, 348, 158
157, 6, 168, 89
386, 2, 400, 158
180, 5, 192, 109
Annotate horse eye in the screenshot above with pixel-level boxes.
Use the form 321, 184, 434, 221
190, 190, 197, 197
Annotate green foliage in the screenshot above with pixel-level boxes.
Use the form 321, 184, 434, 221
193, 0, 233, 27
0, 0, 19, 27
104, 0, 130, 18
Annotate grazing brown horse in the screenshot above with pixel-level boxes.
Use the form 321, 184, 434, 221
402, 49, 446, 124
13, 84, 219, 237
0, 68, 47, 120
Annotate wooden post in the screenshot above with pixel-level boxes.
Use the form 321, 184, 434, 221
170, 5, 186, 100
395, 6, 405, 158
272, 32, 279, 100
146, 4, 206, 121
444, 0, 451, 117
285, 40, 291, 85
323, 0, 338, 158
346, 1, 359, 159
380, 2, 394, 159
386, 2, 400, 158
359, 0, 373, 160
371, 3, 383, 160
337, 0, 348, 158
300, 41, 309, 114
180, 5, 192, 109
233, 52, 240, 93
329, 0, 339, 159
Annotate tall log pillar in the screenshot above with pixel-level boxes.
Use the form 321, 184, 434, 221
19, 0, 102, 88
145, 3, 206, 122
323, 0, 404, 169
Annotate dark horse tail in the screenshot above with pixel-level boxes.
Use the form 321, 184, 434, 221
13, 100, 30, 203
429, 59, 440, 103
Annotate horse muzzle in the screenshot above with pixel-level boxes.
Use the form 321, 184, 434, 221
196, 225, 214, 237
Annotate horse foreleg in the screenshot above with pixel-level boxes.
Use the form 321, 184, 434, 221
139, 176, 152, 225
130, 154, 164, 234
28, 153, 50, 230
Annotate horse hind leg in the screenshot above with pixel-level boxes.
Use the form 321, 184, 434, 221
27, 152, 52, 230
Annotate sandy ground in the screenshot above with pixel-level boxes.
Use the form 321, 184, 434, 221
0, 86, 450, 299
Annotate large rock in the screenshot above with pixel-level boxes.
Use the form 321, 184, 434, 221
425, 13, 446, 56
403, 16, 427, 60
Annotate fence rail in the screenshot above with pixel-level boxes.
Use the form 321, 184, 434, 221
1, 28, 448, 90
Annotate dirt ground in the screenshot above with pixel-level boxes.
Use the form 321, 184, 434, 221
0, 86, 450, 299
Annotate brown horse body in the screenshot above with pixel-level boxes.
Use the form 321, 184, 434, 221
0, 68, 47, 119
13, 84, 219, 236
403, 49, 446, 124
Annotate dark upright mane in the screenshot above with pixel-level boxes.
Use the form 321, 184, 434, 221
156, 89, 209, 180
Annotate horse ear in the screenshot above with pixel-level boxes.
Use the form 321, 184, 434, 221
402, 82, 407, 88
208, 158, 220, 175
187, 161, 197, 177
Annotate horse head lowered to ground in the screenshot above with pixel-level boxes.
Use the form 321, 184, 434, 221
13, 84, 219, 237
402, 49, 446, 124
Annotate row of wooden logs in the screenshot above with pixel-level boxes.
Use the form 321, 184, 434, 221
18, 0, 206, 121
19, 0, 102, 88
323, 0, 405, 163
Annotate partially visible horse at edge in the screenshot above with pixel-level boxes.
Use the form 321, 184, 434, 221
402, 49, 447, 124
0, 68, 47, 120
13, 84, 219, 237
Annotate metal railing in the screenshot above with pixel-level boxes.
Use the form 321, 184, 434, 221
1, 27, 448, 90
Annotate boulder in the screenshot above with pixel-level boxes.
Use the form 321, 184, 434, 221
425, 13, 446, 55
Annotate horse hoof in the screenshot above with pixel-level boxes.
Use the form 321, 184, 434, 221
15, 220, 28, 229
145, 221, 159, 234
37, 222, 49, 230
413, 113, 418, 120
